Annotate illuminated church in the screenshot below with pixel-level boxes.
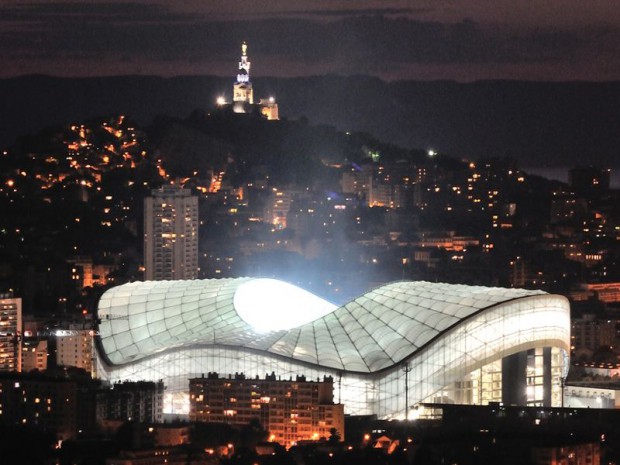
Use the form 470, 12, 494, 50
216, 42, 279, 120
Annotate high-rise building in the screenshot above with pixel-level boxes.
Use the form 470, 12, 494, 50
0, 295, 22, 373
144, 185, 199, 281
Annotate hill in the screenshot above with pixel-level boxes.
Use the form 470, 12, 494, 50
1, 75, 619, 167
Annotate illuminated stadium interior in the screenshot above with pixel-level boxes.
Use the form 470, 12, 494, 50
95, 278, 571, 418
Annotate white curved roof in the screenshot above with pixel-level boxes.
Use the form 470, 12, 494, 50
97, 278, 563, 373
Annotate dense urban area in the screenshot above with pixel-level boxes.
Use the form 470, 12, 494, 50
3, 110, 618, 311
1, 65, 620, 463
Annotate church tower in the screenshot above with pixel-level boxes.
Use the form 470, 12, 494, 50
233, 42, 254, 113
215, 42, 278, 120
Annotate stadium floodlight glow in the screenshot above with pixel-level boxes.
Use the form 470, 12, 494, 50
233, 278, 337, 332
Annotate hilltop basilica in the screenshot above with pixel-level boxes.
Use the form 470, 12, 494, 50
216, 42, 279, 120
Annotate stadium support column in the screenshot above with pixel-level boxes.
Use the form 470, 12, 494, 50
543, 347, 552, 407
403, 363, 411, 419
502, 352, 527, 406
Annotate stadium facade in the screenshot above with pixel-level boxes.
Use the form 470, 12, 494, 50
95, 278, 571, 418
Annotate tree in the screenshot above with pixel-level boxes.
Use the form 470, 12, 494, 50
328, 427, 341, 444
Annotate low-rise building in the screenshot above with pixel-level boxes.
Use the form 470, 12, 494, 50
189, 372, 344, 448
22, 339, 48, 372
0, 371, 99, 440
97, 380, 164, 424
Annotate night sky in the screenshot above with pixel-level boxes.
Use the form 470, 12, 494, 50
2, 0, 620, 81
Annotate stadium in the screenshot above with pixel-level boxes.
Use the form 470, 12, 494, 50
95, 278, 571, 418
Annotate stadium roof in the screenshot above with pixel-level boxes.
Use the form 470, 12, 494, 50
97, 278, 561, 374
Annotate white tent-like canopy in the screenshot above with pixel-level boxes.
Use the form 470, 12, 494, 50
96, 279, 571, 417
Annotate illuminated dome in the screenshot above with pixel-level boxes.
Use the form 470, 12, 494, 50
96, 278, 571, 418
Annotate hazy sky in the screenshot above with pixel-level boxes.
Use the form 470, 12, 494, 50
2, 0, 620, 81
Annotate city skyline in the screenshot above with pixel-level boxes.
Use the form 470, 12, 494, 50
2, 4, 620, 460
1, 1, 620, 81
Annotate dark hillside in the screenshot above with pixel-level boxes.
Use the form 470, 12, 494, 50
2, 75, 619, 167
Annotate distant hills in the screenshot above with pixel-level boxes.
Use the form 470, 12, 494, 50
2, 74, 619, 168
